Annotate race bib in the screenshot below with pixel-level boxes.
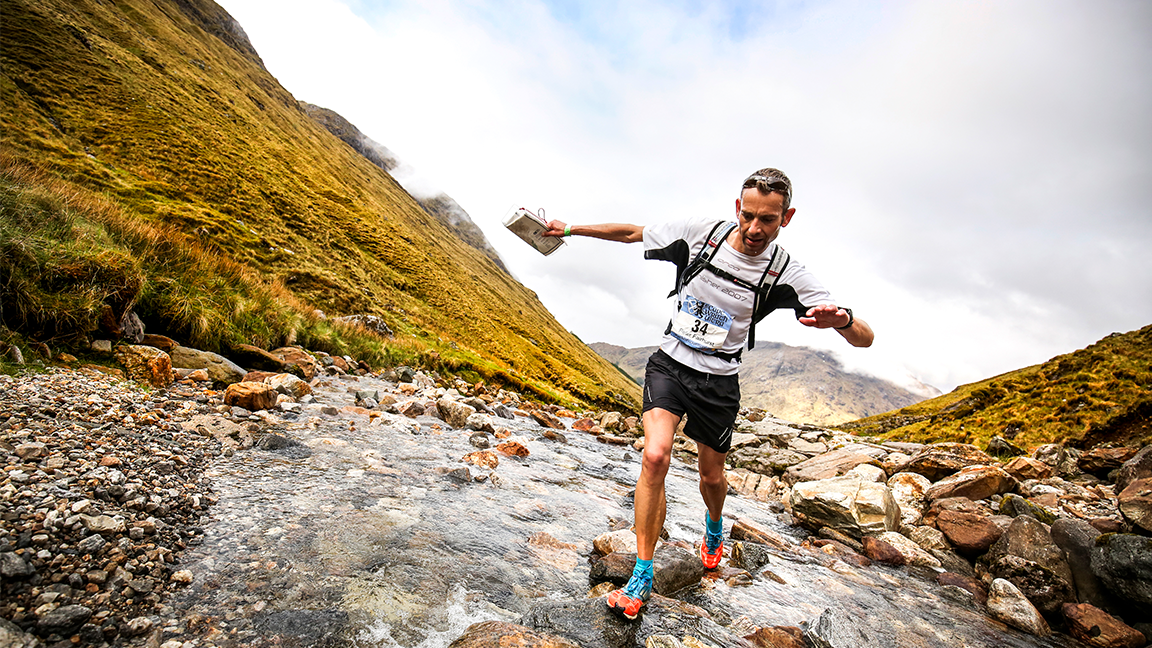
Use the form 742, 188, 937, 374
670, 296, 733, 352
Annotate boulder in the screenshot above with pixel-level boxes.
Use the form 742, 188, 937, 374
985, 515, 1075, 589
170, 346, 245, 384
436, 398, 477, 429
987, 578, 1050, 636
448, 620, 580, 648
803, 608, 881, 648
594, 529, 640, 556
1032, 444, 1083, 478
526, 595, 749, 648
782, 449, 882, 486
986, 436, 1025, 458
729, 541, 773, 574
936, 510, 1004, 556
862, 532, 941, 568
896, 443, 996, 481
728, 445, 808, 476
265, 373, 312, 398
140, 333, 178, 352
114, 344, 173, 387
744, 626, 806, 648
998, 493, 1057, 525
466, 414, 496, 434
224, 381, 278, 411
921, 496, 983, 528
1079, 447, 1140, 478
36, 605, 93, 637
531, 410, 565, 430
988, 554, 1076, 616
572, 418, 597, 432
785, 476, 900, 539
1114, 445, 1152, 494
1117, 478, 1152, 533
937, 572, 987, 606
271, 347, 319, 381
229, 343, 288, 372
844, 463, 886, 483
1090, 533, 1152, 613
887, 472, 931, 527
924, 465, 1016, 502
1003, 456, 1053, 482
0, 552, 35, 579
600, 411, 622, 432
1061, 603, 1146, 648
1050, 518, 1112, 613
397, 401, 425, 418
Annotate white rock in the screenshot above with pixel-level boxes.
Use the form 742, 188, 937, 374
845, 463, 887, 483
987, 578, 1050, 636
887, 472, 931, 527
873, 531, 941, 569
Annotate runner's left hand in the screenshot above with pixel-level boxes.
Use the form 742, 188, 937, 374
799, 304, 851, 329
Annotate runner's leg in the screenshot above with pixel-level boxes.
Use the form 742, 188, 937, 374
635, 407, 678, 561
697, 442, 728, 525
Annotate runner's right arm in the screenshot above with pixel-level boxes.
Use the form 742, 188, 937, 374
543, 221, 644, 243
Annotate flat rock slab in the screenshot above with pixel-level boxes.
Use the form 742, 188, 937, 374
783, 449, 882, 486
525, 596, 754, 648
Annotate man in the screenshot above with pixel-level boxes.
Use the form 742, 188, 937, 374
543, 168, 874, 619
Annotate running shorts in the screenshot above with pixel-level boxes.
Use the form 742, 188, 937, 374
642, 349, 740, 454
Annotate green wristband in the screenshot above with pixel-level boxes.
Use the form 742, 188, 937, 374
564, 225, 571, 237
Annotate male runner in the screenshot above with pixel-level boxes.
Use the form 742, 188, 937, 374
543, 168, 874, 619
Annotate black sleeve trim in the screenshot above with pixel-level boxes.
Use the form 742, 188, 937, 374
644, 240, 690, 297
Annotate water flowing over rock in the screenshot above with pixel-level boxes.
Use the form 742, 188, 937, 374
988, 579, 1050, 636
785, 476, 899, 539
526, 596, 751, 648
170, 346, 246, 384
449, 620, 581, 647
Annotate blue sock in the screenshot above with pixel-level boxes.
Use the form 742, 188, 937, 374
633, 558, 653, 578
706, 511, 723, 535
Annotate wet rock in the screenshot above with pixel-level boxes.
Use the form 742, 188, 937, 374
1091, 533, 1152, 613
1114, 445, 1152, 495
468, 432, 490, 449
397, 400, 425, 418
531, 410, 565, 430
896, 443, 997, 481
255, 433, 304, 451
224, 380, 278, 411
818, 527, 864, 554
730, 519, 794, 553
1061, 603, 1146, 648
36, 604, 92, 637
803, 607, 877, 648
1, 551, 36, 578
114, 344, 174, 387
925, 465, 1016, 502
463, 450, 499, 470
170, 346, 245, 384
1117, 477, 1152, 532
1051, 518, 1112, 613
988, 578, 1050, 636
527, 595, 748, 648
727, 445, 807, 476
936, 510, 1004, 556
0, 617, 42, 648
449, 620, 581, 648
651, 544, 706, 595
437, 398, 477, 428
861, 534, 906, 565
743, 626, 805, 648
594, 529, 640, 555
785, 475, 900, 539
466, 413, 496, 433
998, 493, 1057, 525
729, 541, 772, 573
598, 434, 634, 446
572, 418, 597, 432
987, 436, 1025, 458
266, 373, 312, 398
937, 572, 987, 606
782, 449, 881, 486
541, 429, 568, 443
255, 609, 349, 648
863, 532, 940, 568
1003, 456, 1054, 482
590, 552, 638, 587
988, 554, 1076, 616
883, 473, 929, 528
497, 441, 530, 457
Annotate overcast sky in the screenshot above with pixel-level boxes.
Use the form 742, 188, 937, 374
215, 0, 1152, 393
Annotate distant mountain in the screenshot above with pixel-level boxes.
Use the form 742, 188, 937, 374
839, 324, 1152, 450
301, 102, 509, 274
589, 341, 938, 426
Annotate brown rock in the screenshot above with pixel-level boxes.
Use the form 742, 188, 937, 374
861, 535, 906, 565
271, 347, 318, 381
1114, 445, 1152, 494
229, 343, 288, 372
744, 626, 807, 648
1061, 603, 1146, 648
98, 456, 122, 467
462, 451, 499, 470
114, 344, 174, 388
397, 401, 425, 418
922, 496, 982, 528
223, 381, 278, 411
555, 409, 577, 418
897, 443, 996, 481
1078, 447, 1140, 477
1117, 477, 1152, 533
571, 418, 597, 432
730, 519, 794, 552
447, 620, 580, 648
140, 334, 178, 352
497, 442, 530, 457
782, 448, 882, 485
1003, 456, 1054, 482
242, 370, 278, 383
596, 434, 632, 446
925, 465, 1017, 502
530, 410, 565, 430
937, 572, 988, 606
936, 510, 1003, 555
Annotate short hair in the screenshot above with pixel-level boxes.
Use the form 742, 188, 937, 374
741, 168, 792, 212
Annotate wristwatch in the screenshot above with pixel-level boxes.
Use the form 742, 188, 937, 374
835, 307, 854, 330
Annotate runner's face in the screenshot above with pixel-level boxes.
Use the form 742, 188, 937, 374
732, 189, 794, 256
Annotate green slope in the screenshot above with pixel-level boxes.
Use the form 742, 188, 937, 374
0, 0, 640, 409
837, 325, 1152, 450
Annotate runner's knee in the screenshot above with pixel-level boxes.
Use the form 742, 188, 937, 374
641, 446, 671, 476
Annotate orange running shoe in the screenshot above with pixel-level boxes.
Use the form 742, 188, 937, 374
606, 570, 652, 620
701, 522, 724, 570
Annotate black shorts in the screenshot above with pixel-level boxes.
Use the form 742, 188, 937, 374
642, 349, 740, 454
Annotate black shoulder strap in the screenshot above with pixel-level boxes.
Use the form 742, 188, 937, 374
668, 220, 736, 298
747, 246, 790, 349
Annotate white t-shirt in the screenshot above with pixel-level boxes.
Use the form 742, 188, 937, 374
643, 218, 836, 375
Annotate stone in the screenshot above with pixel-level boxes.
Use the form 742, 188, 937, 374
265, 373, 312, 398
744, 626, 807, 648
1078, 447, 1140, 478
782, 449, 882, 486
497, 441, 529, 457
448, 620, 581, 648
1117, 477, 1152, 533
589, 551, 638, 587
81, 514, 126, 534
526, 595, 746, 648
437, 398, 477, 428
651, 544, 706, 595
1003, 456, 1053, 482
337, 314, 394, 337
896, 443, 996, 481
925, 465, 1016, 502
863, 531, 941, 568
466, 414, 496, 433
986, 436, 1025, 458
1114, 445, 1152, 495
843, 463, 886, 483
463, 451, 499, 470
600, 411, 622, 431
937, 572, 987, 606
730, 519, 795, 553
170, 346, 245, 384
1061, 603, 1146, 648
988, 554, 1075, 616
15, 442, 46, 459
936, 510, 1003, 555
1032, 444, 1083, 478
171, 569, 194, 584
572, 418, 597, 432
397, 400, 425, 418
921, 496, 982, 527
0, 552, 35, 579
224, 381, 278, 411
1051, 518, 1111, 613
887, 472, 931, 527
37, 604, 93, 637
1091, 533, 1152, 612
728, 445, 808, 476
271, 347, 319, 381
785, 476, 900, 539
229, 343, 289, 372
531, 410, 565, 430
123, 616, 155, 636
861, 534, 906, 565
729, 541, 772, 573
803, 607, 878, 648
114, 344, 174, 387
985, 515, 1075, 589
594, 529, 639, 555
987, 578, 1050, 636
998, 493, 1057, 525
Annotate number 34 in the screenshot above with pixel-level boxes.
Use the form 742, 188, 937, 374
691, 320, 709, 335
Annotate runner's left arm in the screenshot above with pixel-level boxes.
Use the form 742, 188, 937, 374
800, 304, 874, 347
542, 221, 644, 243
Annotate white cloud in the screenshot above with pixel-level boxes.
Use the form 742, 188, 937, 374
218, 0, 1152, 392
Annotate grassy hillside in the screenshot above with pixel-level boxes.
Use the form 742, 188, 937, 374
0, 0, 640, 409
837, 325, 1152, 450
